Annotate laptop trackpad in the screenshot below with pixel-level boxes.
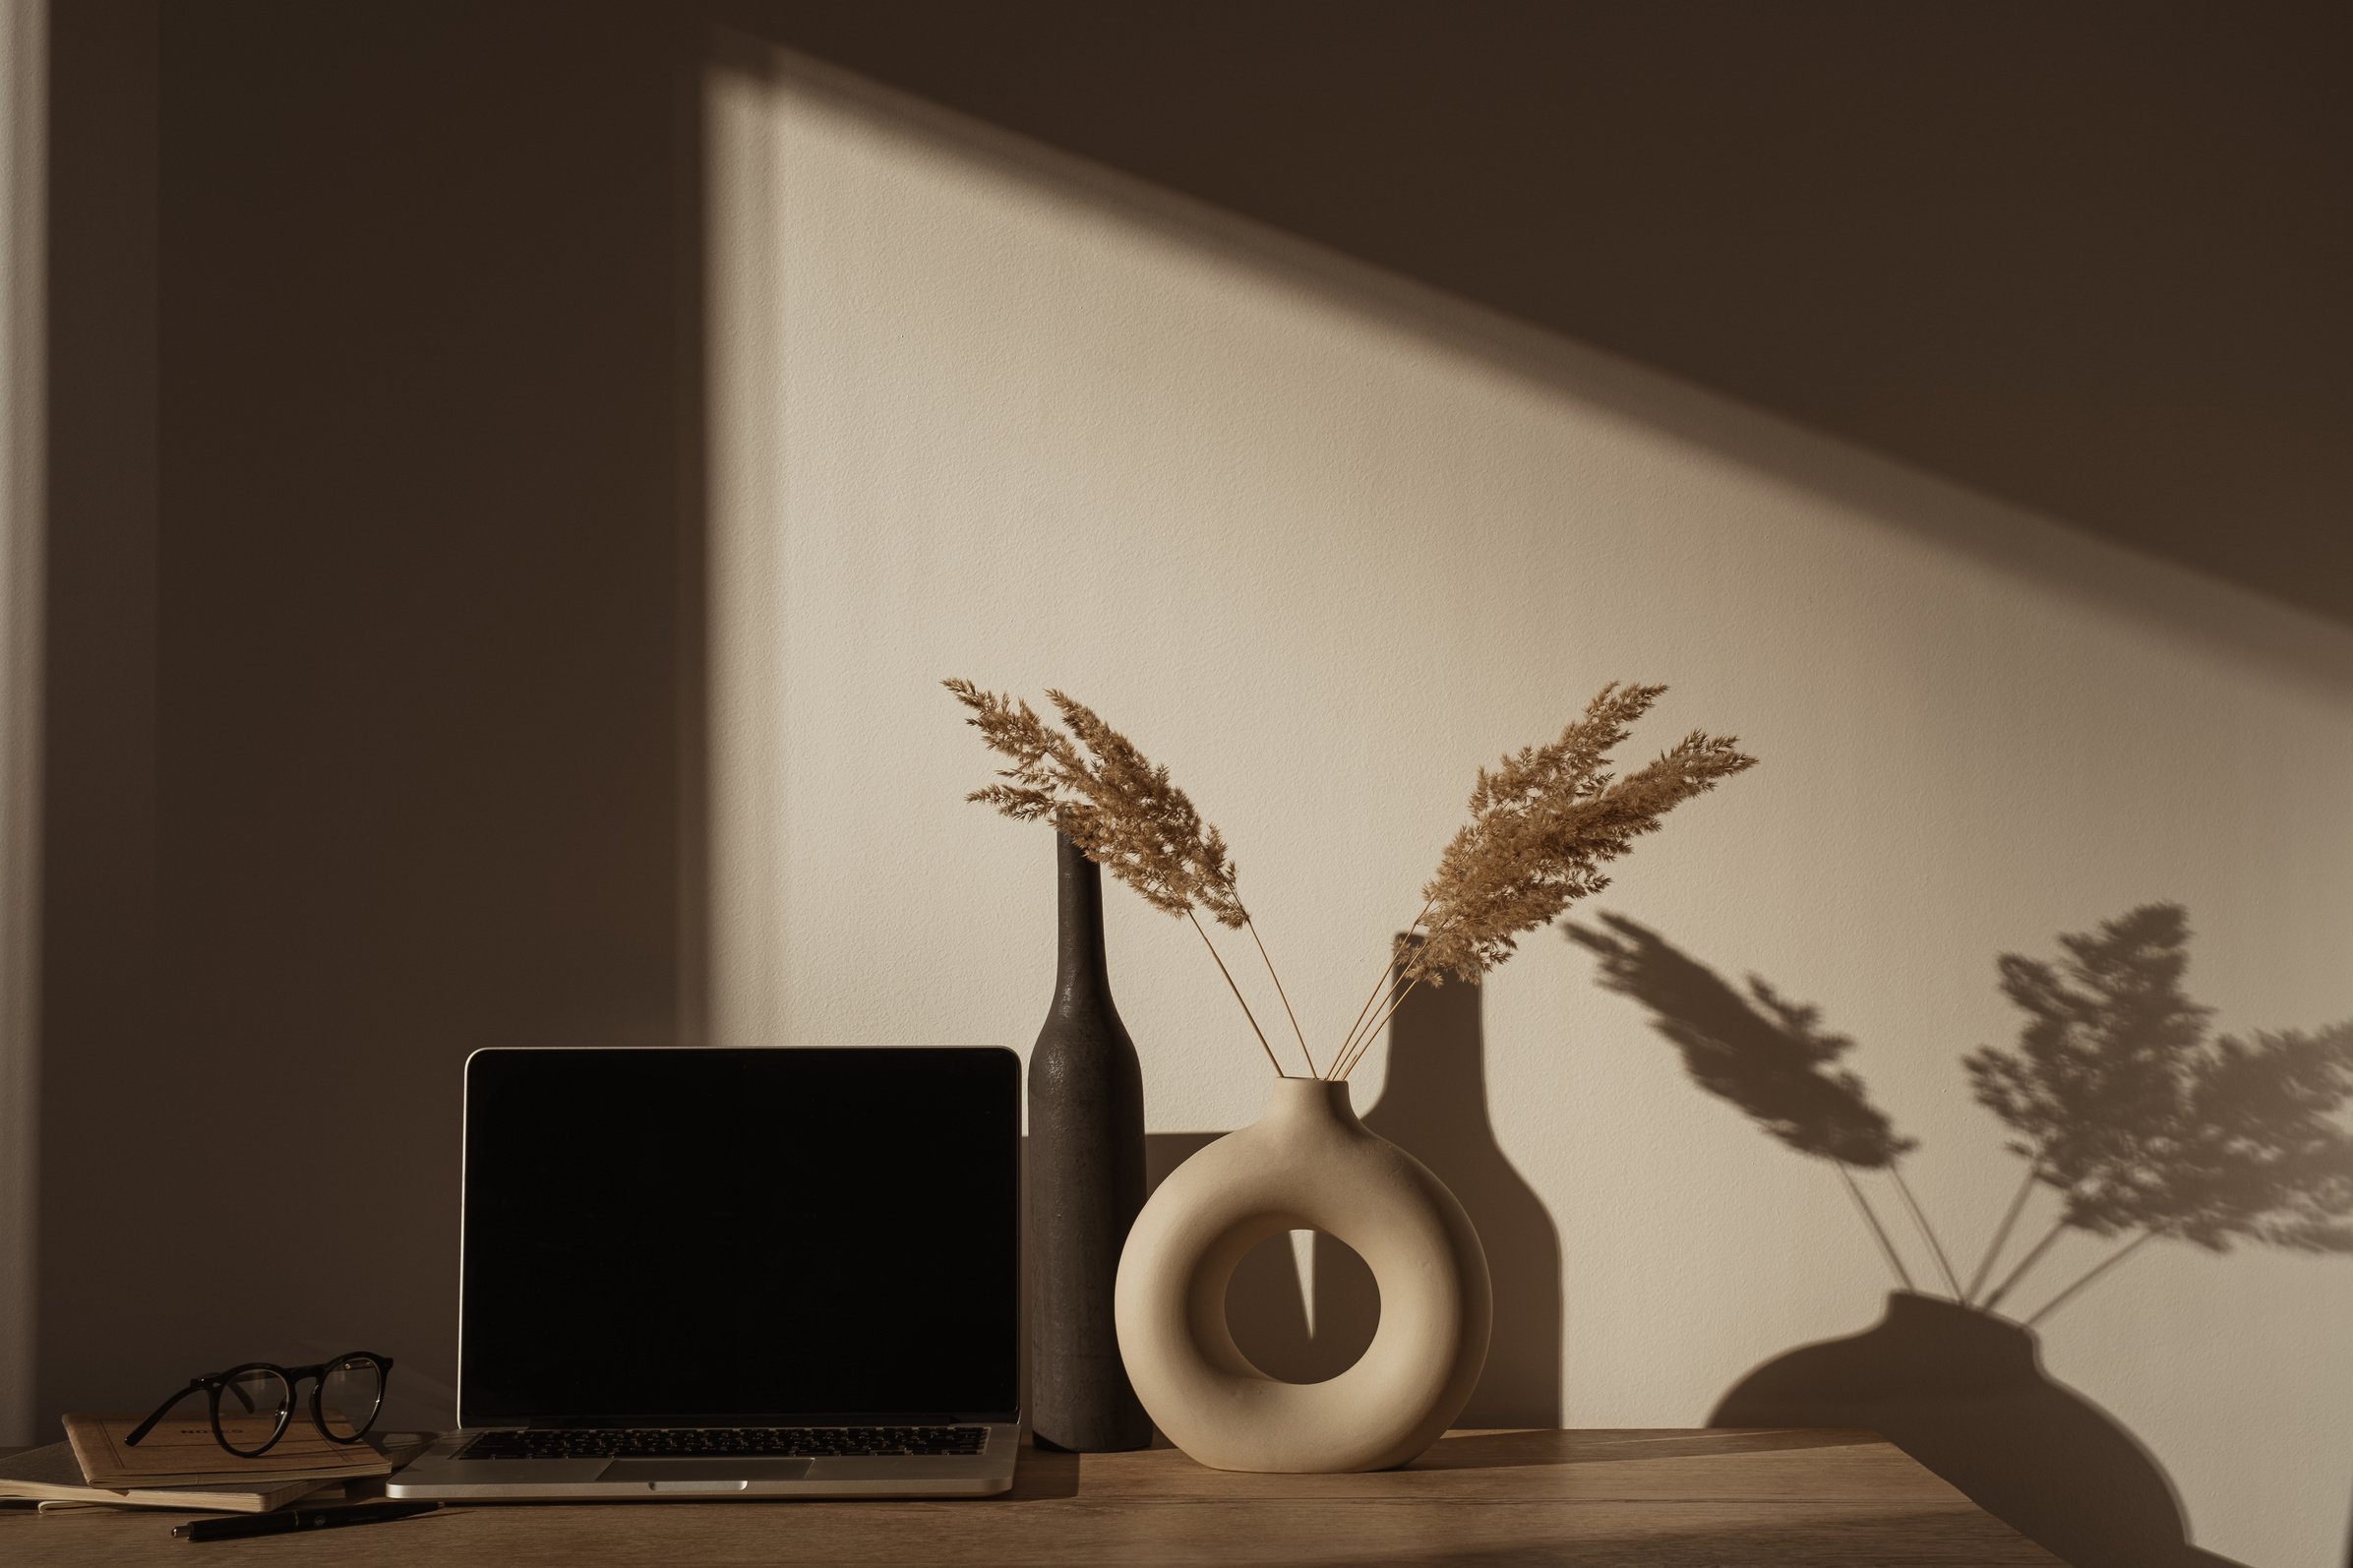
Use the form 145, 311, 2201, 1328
599, 1459, 813, 1484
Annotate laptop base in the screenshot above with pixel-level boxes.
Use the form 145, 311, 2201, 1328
387, 1422, 1021, 1500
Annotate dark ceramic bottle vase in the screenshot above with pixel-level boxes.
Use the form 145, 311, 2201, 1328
1026, 833, 1153, 1452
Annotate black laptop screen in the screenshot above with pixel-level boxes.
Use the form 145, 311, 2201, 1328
459, 1047, 1019, 1426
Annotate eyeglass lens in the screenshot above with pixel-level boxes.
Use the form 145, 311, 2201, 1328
213, 1367, 292, 1457
317, 1356, 386, 1440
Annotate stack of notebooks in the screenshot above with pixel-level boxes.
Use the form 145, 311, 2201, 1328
0, 1413, 434, 1515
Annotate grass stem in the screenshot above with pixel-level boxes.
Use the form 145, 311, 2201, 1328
1980, 1218, 2069, 1313
1338, 974, 1424, 1081
1188, 910, 1288, 1077
2023, 1229, 2157, 1327
1336, 970, 1411, 1079
1331, 900, 1433, 1078
1890, 1163, 1963, 1298
1838, 1163, 1915, 1292
1964, 1164, 2040, 1305
1244, 916, 1317, 1078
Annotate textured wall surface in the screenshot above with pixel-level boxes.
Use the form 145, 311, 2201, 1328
29, 0, 685, 1447
0, 0, 44, 1449
708, 56, 2353, 1567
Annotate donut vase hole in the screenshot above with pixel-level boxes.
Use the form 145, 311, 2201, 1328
1115, 1077, 1491, 1473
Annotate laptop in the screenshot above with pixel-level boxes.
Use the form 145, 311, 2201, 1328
390, 1046, 1021, 1500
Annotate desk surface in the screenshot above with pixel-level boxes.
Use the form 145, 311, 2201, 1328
2, 1428, 2060, 1565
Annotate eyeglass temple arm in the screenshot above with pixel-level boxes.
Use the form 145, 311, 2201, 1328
124, 1375, 263, 1446
123, 1381, 206, 1446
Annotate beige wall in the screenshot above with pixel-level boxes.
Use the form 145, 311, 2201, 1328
29, 0, 684, 1443
708, 55, 2353, 1568
0, 0, 42, 1449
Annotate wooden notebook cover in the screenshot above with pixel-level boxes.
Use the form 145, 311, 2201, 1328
62, 1412, 395, 1488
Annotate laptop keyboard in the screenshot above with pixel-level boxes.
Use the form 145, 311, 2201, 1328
457, 1425, 988, 1461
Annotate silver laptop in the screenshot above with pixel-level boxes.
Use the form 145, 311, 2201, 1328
390, 1046, 1021, 1500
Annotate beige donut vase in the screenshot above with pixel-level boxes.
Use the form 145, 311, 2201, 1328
1115, 1077, 1491, 1472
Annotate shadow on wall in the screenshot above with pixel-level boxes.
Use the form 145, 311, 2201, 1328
1712, 1293, 2249, 1568
1145, 960, 1561, 1427
708, 3, 2353, 627
37, 0, 704, 1431
1567, 907, 2353, 1568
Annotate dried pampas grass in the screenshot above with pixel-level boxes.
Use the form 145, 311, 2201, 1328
943, 679, 1243, 927
1329, 683, 1756, 1077
947, 677, 1754, 1079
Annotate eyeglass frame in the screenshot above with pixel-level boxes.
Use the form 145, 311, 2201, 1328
123, 1352, 395, 1458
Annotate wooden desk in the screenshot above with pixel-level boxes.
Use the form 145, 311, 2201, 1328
1, 1429, 2060, 1565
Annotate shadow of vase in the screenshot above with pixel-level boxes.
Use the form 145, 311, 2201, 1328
1712, 1291, 2249, 1568
1356, 972, 1562, 1426
1140, 971, 1563, 1425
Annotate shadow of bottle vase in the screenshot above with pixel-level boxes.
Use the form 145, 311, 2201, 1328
1712, 1292, 2245, 1568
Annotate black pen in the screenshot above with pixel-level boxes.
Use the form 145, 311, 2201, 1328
170, 1500, 441, 1543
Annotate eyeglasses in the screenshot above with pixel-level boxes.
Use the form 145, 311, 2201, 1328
125, 1352, 394, 1458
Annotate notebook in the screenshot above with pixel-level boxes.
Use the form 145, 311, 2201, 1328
0, 1442, 336, 1514
62, 1412, 396, 1489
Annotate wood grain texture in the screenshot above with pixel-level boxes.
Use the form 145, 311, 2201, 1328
0, 1429, 2064, 1565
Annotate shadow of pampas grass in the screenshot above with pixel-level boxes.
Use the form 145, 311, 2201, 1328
1570, 905, 2350, 1568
